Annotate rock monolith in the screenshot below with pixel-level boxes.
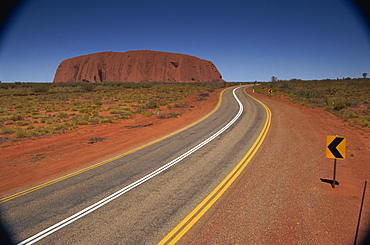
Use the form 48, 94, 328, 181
53, 50, 224, 83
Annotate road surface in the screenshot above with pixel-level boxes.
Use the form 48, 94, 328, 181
0, 86, 268, 244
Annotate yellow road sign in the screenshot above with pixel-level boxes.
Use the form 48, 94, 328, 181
326, 136, 346, 159
268, 89, 272, 94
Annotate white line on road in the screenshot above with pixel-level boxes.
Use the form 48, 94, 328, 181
18, 87, 244, 245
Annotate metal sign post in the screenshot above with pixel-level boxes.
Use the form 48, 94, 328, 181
326, 136, 346, 188
332, 159, 337, 188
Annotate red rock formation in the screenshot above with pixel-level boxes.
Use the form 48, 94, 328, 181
53, 50, 224, 83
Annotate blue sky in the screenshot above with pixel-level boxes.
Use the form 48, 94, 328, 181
0, 0, 369, 82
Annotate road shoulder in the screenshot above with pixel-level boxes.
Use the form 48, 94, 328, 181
182, 87, 370, 244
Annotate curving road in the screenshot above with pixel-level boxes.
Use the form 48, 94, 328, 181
0, 86, 268, 244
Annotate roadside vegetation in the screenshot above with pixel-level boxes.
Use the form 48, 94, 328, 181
253, 78, 370, 129
0, 81, 227, 142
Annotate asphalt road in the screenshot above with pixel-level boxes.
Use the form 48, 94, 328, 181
0, 86, 267, 244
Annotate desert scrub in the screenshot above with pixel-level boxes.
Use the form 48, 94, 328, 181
145, 100, 160, 109
32, 83, 50, 93
94, 100, 103, 106
46, 118, 60, 124
15, 128, 27, 138
57, 112, 69, 118
78, 108, 90, 114
109, 109, 121, 114
255, 78, 370, 128
0, 81, 226, 139
80, 83, 95, 92
99, 118, 113, 123
1, 127, 16, 134
9, 114, 24, 121
141, 111, 154, 117
15, 120, 32, 126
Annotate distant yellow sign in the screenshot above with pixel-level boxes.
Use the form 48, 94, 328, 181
326, 136, 346, 159
268, 89, 272, 94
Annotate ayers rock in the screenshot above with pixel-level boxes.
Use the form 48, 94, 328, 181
53, 50, 224, 83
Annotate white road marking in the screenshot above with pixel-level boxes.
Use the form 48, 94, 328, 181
18, 87, 244, 245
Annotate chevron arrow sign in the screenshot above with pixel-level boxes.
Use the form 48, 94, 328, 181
326, 136, 346, 159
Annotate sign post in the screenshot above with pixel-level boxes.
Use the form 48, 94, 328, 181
268, 89, 272, 97
326, 136, 346, 188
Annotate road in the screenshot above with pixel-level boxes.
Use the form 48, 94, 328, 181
0, 86, 268, 244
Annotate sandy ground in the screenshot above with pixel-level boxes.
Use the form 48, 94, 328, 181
0, 88, 223, 197
1, 86, 369, 244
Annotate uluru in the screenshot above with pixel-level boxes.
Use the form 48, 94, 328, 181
53, 50, 224, 83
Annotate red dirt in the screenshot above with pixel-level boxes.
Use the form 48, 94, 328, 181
183, 87, 370, 244
0, 88, 223, 196
1, 86, 369, 243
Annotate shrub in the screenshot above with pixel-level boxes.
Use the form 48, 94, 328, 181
77, 120, 89, 125
333, 102, 347, 111
81, 83, 95, 92
63, 122, 77, 130
109, 109, 121, 114
99, 118, 113, 123
27, 129, 41, 137
144, 99, 159, 109
32, 84, 50, 93
15, 120, 31, 126
15, 129, 27, 138
78, 108, 90, 114
141, 111, 154, 117
53, 124, 68, 133
345, 112, 359, 119
10, 114, 24, 121
89, 117, 100, 125
170, 110, 184, 117
1, 127, 16, 134
46, 118, 60, 124
57, 112, 69, 118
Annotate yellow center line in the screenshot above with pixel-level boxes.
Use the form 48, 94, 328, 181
0, 88, 228, 204
158, 88, 272, 245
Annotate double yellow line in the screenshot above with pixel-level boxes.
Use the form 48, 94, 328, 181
158, 89, 272, 245
0, 89, 227, 204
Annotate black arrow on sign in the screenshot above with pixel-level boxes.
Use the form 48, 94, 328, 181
328, 137, 344, 159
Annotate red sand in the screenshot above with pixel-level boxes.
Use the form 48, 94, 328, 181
0, 88, 222, 196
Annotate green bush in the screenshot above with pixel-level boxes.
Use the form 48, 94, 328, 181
81, 83, 95, 92
57, 112, 69, 118
99, 118, 113, 123
94, 100, 103, 106
109, 109, 121, 114
333, 102, 347, 111
77, 120, 89, 125
141, 111, 154, 117
32, 84, 50, 93
10, 114, 24, 121
144, 99, 159, 109
15, 120, 31, 126
1, 127, 16, 134
15, 129, 27, 138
